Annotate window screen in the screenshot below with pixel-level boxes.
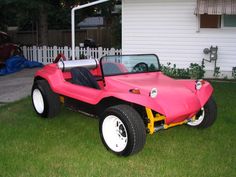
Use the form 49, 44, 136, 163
223, 15, 236, 27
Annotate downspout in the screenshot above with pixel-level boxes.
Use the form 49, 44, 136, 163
71, 0, 110, 60
196, 0, 200, 33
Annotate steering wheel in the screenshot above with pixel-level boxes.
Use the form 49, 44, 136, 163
132, 62, 149, 72
53, 53, 66, 63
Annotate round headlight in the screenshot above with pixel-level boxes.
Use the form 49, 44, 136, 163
150, 88, 158, 98
196, 79, 204, 90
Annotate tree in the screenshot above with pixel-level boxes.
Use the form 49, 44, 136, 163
17, 0, 65, 45
0, 0, 73, 45
0, 0, 121, 46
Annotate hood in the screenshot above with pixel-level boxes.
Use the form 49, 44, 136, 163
105, 72, 206, 124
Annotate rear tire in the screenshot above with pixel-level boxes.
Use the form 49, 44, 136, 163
31, 80, 60, 118
99, 105, 146, 156
187, 96, 217, 128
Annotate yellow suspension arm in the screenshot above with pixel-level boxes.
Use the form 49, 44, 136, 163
145, 107, 189, 134
145, 108, 165, 134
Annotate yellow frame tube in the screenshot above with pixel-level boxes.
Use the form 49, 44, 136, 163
59, 96, 65, 103
145, 108, 165, 134
145, 107, 189, 134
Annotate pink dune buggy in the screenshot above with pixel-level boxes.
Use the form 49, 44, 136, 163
31, 54, 217, 156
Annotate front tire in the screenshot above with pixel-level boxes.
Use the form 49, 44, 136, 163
99, 105, 146, 156
187, 96, 217, 128
31, 80, 61, 118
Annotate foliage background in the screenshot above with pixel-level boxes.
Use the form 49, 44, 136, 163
0, 0, 121, 46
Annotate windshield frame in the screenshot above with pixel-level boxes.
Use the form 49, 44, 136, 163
99, 54, 161, 78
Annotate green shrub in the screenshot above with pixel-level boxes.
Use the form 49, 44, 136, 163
161, 62, 190, 79
232, 67, 236, 79
161, 62, 205, 79
189, 63, 205, 79
213, 67, 221, 78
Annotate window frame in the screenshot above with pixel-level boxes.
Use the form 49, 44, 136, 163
221, 15, 236, 29
197, 14, 236, 32
200, 14, 221, 29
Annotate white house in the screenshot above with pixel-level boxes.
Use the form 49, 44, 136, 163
122, 0, 236, 78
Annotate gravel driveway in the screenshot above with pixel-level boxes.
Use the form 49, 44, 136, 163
0, 68, 39, 106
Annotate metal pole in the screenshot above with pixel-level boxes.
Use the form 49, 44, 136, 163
71, 0, 110, 60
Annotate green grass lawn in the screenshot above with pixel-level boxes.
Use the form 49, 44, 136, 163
0, 82, 235, 177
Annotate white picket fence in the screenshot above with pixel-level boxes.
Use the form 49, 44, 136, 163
22, 46, 122, 64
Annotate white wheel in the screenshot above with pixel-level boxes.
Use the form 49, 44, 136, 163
31, 80, 61, 118
187, 108, 205, 126
187, 96, 217, 128
99, 105, 146, 156
32, 88, 44, 114
102, 115, 128, 152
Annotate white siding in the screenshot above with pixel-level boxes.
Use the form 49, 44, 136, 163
122, 0, 236, 74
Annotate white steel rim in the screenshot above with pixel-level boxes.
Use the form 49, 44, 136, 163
32, 89, 44, 114
102, 115, 128, 152
187, 108, 205, 126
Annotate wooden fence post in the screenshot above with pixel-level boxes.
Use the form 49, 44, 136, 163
38, 46, 42, 63
64, 46, 69, 59
32, 46, 37, 61
98, 47, 103, 59
42, 46, 47, 64
53, 46, 58, 60
110, 48, 115, 55
22, 46, 27, 59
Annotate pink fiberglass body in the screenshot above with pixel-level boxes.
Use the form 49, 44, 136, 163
35, 62, 213, 125
104, 72, 213, 124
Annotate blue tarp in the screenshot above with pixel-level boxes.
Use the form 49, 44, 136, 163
0, 56, 43, 76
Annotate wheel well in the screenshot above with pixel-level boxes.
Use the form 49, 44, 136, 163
33, 77, 53, 92
34, 76, 45, 82
97, 97, 146, 120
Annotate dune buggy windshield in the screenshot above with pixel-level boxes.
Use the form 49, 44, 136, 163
100, 54, 160, 76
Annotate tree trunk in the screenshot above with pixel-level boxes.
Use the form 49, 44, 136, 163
38, 4, 48, 45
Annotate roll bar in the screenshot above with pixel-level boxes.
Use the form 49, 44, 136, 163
57, 59, 99, 71
71, 0, 110, 60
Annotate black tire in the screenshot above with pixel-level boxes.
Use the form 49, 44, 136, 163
99, 105, 146, 156
31, 80, 61, 118
187, 96, 217, 128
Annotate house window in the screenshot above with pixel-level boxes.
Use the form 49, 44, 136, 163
200, 14, 221, 28
195, 0, 236, 29
223, 15, 236, 27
